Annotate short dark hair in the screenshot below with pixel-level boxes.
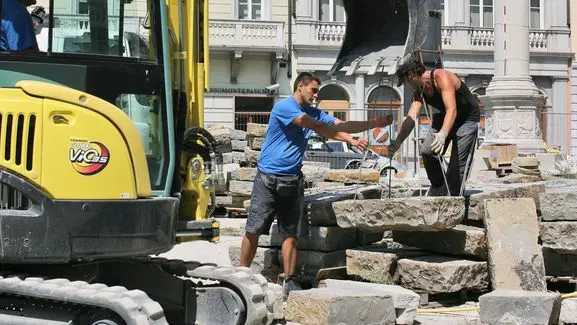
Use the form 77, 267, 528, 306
395, 55, 426, 87
293, 72, 321, 92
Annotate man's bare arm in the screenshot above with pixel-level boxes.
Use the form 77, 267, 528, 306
292, 114, 355, 144
436, 70, 457, 134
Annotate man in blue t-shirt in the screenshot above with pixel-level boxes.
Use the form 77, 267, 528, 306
239, 72, 392, 299
1, 0, 39, 52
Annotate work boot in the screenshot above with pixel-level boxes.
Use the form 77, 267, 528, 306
282, 276, 302, 300
426, 184, 449, 197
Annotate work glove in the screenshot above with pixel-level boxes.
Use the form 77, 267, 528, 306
430, 130, 448, 154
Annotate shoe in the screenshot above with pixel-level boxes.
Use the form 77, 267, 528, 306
282, 276, 302, 300
426, 184, 449, 197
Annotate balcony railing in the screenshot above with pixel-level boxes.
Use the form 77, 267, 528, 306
441, 26, 569, 54
209, 20, 285, 51
294, 21, 346, 48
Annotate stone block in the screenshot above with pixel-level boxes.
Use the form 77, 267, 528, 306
540, 191, 577, 221
285, 288, 396, 325
542, 248, 577, 276
479, 290, 561, 325
301, 165, 330, 183
464, 184, 543, 221
540, 222, 577, 254
243, 199, 251, 209
305, 185, 382, 226
559, 297, 577, 325
231, 140, 247, 151
313, 181, 345, 189
393, 225, 486, 259
414, 312, 482, 325
333, 197, 466, 232
326, 169, 380, 183
396, 255, 489, 294
246, 123, 268, 137
484, 198, 546, 291
229, 180, 253, 196
321, 279, 420, 325
271, 226, 357, 252
221, 152, 233, 164
248, 136, 265, 150
346, 249, 397, 284
278, 250, 346, 285
219, 218, 246, 237
230, 128, 247, 141
244, 147, 260, 165
231, 167, 257, 182
228, 245, 281, 283
232, 151, 246, 164
302, 161, 331, 168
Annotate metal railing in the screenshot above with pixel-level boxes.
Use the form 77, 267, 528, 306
209, 19, 285, 50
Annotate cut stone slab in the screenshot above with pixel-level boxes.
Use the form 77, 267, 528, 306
221, 152, 233, 164
414, 312, 481, 325
229, 180, 253, 196
244, 147, 260, 165
285, 288, 396, 325
218, 218, 246, 237
396, 255, 489, 294
333, 196, 466, 232
305, 185, 382, 226
540, 222, 577, 253
231, 167, 257, 181
393, 225, 486, 259
484, 198, 547, 291
479, 290, 561, 325
464, 184, 543, 220
247, 123, 268, 137
248, 136, 265, 150
326, 169, 380, 184
230, 128, 247, 141
228, 245, 281, 283
232, 151, 246, 164
313, 181, 345, 189
271, 226, 357, 252
301, 165, 330, 183
540, 191, 577, 221
321, 279, 420, 325
542, 248, 577, 276
559, 297, 577, 325
231, 139, 248, 151
214, 194, 249, 208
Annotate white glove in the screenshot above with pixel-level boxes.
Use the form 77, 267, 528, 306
430, 130, 448, 154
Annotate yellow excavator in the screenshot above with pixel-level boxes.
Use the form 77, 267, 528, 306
0, 0, 438, 324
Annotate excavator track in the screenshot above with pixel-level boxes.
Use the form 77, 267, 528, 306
0, 258, 279, 325
0, 273, 168, 325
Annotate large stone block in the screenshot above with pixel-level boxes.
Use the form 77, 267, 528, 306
301, 165, 330, 183
333, 197, 466, 232
248, 136, 265, 150
559, 298, 577, 325
230, 128, 247, 141
306, 185, 382, 226
540, 222, 577, 253
321, 279, 420, 325
540, 191, 577, 221
542, 248, 577, 276
231, 167, 257, 182
228, 180, 253, 196
285, 288, 396, 325
393, 225, 486, 259
464, 184, 543, 221
207, 127, 233, 153
484, 198, 547, 291
326, 169, 380, 183
228, 245, 281, 283
246, 123, 268, 137
244, 147, 260, 165
313, 181, 345, 189
396, 255, 489, 294
231, 151, 246, 164
479, 290, 561, 325
271, 226, 357, 252
231, 139, 248, 151
221, 152, 233, 164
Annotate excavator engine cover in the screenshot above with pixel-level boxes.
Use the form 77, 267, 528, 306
328, 0, 442, 76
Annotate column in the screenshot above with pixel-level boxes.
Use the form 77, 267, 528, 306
479, 0, 546, 153
353, 73, 366, 121
547, 77, 569, 151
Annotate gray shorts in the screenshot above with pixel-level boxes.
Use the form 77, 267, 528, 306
245, 170, 308, 238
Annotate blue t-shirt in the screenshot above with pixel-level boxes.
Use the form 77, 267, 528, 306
1, 0, 37, 51
258, 96, 336, 176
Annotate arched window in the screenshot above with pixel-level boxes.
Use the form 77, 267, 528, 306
318, 84, 350, 121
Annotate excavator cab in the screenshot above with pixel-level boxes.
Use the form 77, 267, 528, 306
328, 0, 442, 80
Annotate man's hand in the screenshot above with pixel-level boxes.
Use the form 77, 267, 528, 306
350, 137, 369, 151
371, 115, 393, 128
430, 130, 448, 154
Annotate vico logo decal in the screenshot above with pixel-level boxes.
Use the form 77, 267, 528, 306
69, 140, 110, 175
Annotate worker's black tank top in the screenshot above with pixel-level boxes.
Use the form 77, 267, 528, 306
421, 69, 481, 125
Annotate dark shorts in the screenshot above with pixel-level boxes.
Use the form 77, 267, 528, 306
245, 170, 307, 238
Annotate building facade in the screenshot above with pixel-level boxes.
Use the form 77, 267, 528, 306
206, 0, 574, 163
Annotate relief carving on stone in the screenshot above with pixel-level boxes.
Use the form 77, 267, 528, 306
485, 113, 496, 138
517, 111, 536, 137
494, 111, 515, 138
